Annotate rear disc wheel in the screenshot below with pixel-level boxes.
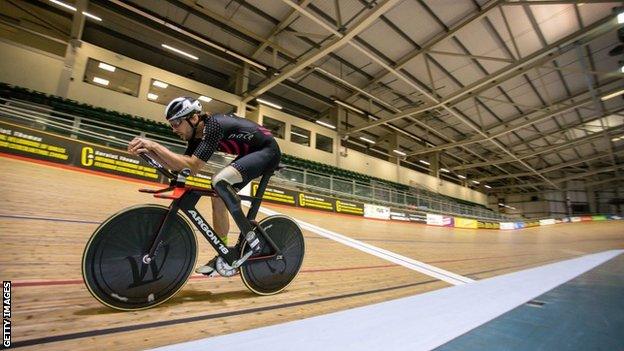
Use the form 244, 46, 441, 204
240, 215, 305, 295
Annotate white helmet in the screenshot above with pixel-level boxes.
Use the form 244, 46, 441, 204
164, 97, 202, 122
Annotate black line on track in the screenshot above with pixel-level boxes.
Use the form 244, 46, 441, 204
10, 278, 438, 348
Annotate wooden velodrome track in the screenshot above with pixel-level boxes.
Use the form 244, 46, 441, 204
1, 154, 623, 350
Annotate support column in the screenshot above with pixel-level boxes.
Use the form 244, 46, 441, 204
430, 152, 440, 178
334, 106, 347, 168
235, 63, 250, 118
587, 185, 597, 214
56, 0, 87, 98
387, 133, 401, 182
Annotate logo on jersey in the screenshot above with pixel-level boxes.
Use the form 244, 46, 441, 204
227, 131, 254, 141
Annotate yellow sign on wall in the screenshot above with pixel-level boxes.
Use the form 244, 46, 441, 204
454, 217, 478, 229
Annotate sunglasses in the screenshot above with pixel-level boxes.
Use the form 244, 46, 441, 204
169, 118, 185, 128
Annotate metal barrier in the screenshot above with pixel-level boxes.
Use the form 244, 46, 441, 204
0, 98, 517, 221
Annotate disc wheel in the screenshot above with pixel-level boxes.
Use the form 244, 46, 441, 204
82, 205, 197, 310
240, 215, 305, 295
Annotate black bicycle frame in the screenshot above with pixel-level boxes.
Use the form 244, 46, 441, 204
141, 170, 279, 266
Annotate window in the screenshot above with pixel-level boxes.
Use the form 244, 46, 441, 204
262, 116, 285, 139
316, 133, 333, 153
83, 58, 141, 96
146, 79, 236, 114
290, 125, 310, 146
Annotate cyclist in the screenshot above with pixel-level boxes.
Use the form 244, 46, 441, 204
127, 96, 281, 276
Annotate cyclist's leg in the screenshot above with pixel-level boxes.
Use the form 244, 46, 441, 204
211, 198, 228, 244
213, 143, 280, 253
196, 166, 245, 275
211, 166, 246, 244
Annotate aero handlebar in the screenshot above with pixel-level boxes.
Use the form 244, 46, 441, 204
138, 153, 176, 179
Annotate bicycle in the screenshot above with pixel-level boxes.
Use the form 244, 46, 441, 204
82, 154, 305, 311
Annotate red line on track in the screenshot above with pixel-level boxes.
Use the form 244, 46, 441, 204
10, 253, 536, 287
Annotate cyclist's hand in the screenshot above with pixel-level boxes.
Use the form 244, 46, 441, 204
128, 137, 155, 155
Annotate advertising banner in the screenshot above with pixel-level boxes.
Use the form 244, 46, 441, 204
539, 218, 556, 226
252, 183, 297, 205
335, 200, 364, 216
390, 211, 409, 221
500, 222, 515, 230
409, 214, 426, 223
426, 213, 443, 226
571, 216, 582, 222
0, 121, 166, 183
364, 204, 391, 220
454, 217, 478, 229
591, 215, 607, 221
580, 216, 592, 222
514, 222, 525, 229
426, 213, 453, 226
298, 193, 334, 211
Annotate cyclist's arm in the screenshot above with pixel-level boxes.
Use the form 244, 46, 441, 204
128, 137, 205, 174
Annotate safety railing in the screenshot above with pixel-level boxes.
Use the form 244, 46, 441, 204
0, 98, 517, 221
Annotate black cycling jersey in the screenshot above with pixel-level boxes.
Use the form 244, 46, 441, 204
184, 113, 281, 186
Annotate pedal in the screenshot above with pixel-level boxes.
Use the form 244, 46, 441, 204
215, 257, 239, 277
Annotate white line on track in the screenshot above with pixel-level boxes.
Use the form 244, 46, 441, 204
257, 206, 473, 286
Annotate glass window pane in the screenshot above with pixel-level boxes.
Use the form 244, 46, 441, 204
83, 58, 141, 96
262, 116, 285, 139
146, 79, 235, 114
315, 133, 333, 153
290, 125, 310, 146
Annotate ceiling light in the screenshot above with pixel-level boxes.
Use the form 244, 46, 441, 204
49, 1, 101, 21
601, 89, 624, 101
484, 184, 492, 189
82, 11, 102, 21
419, 160, 430, 166
359, 136, 376, 144
367, 114, 379, 121
98, 62, 116, 72
457, 174, 466, 179
316, 120, 336, 129
161, 44, 199, 60
152, 80, 168, 88
49, 0, 76, 11
147, 93, 158, 100
472, 180, 480, 185
440, 168, 450, 173
256, 98, 282, 110
198, 95, 212, 103
333, 99, 364, 114
498, 203, 505, 206
618, 12, 624, 24
393, 149, 406, 156
291, 131, 309, 139
92, 77, 109, 86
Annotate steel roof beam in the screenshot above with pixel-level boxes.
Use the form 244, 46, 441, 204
477, 150, 624, 182
493, 164, 624, 190
241, 0, 401, 103
346, 14, 619, 134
